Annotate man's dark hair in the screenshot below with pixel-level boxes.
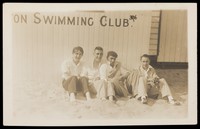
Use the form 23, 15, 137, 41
140, 54, 150, 60
107, 51, 118, 59
72, 46, 84, 54
94, 46, 103, 51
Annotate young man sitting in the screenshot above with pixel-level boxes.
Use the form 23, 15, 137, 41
130, 54, 181, 105
99, 51, 130, 102
87, 46, 108, 100
61, 46, 91, 102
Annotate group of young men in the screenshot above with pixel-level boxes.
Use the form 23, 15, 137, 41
61, 46, 180, 105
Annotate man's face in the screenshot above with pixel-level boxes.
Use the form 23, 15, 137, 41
72, 50, 83, 63
141, 57, 150, 68
107, 55, 116, 67
93, 49, 103, 62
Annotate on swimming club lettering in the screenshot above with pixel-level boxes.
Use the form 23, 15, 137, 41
13, 12, 138, 27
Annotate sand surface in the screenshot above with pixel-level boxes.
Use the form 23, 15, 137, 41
11, 69, 188, 125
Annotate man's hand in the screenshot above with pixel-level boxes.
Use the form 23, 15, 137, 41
119, 75, 126, 82
108, 68, 118, 78
154, 77, 160, 84
147, 77, 160, 88
147, 78, 155, 87
118, 74, 129, 82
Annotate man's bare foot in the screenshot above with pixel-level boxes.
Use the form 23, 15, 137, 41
69, 93, 76, 102
85, 92, 92, 101
108, 95, 114, 102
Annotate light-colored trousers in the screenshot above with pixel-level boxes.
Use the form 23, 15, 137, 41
137, 77, 172, 98
110, 78, 129, 97
89, 80, 115, 99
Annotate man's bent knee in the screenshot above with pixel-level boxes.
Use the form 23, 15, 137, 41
139, 76, 146, 82
71, 76, 78, 81
98, 79, 107, 85
159, 78, 166, 83
80, 76, 88, 81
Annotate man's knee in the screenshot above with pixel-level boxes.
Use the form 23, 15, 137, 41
62, 80, 68, 90
139, 76, 146, 83
159, 78, 166, 83
88, 84, 97, 94
80, 76, 88, 81
62, 79, 66, 85
110, 77, 120, 84
99, 79, 107, 85
71, 76, 78, 81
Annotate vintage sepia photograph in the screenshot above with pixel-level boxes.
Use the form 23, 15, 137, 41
3, 3, 197, 126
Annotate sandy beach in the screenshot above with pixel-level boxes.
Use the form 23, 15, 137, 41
11, 69, 188, 125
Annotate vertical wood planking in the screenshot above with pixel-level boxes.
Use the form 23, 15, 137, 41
53, 16, 60, 81
158, 10, 188, 62
118, 11, 124, 65
163, 11, 171, 62
149, 10, 161, 56
89, 12, 96, 62
168, 11, 176, 62
24, 17, 31, 81
97, 13, 105, 61
174, 11, 183, 62
31, 14, 37, 80
37, 18, 44, 82
127, 11, 135, 70
112, 12, 119, 62
108, 11, 115, 53
125, 11, 130, 69
137, 11, 143, 59
12, 11, 152, 81
12, 21, 17, 81
180, 10, 188, 62
124, 11, 130, 69
157, 10, 167, 61
142, 11, 152, 58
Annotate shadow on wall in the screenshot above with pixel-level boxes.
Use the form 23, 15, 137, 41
149, 55, 188, 69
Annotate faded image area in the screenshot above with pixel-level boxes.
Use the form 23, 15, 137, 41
10, 9, 188, 124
